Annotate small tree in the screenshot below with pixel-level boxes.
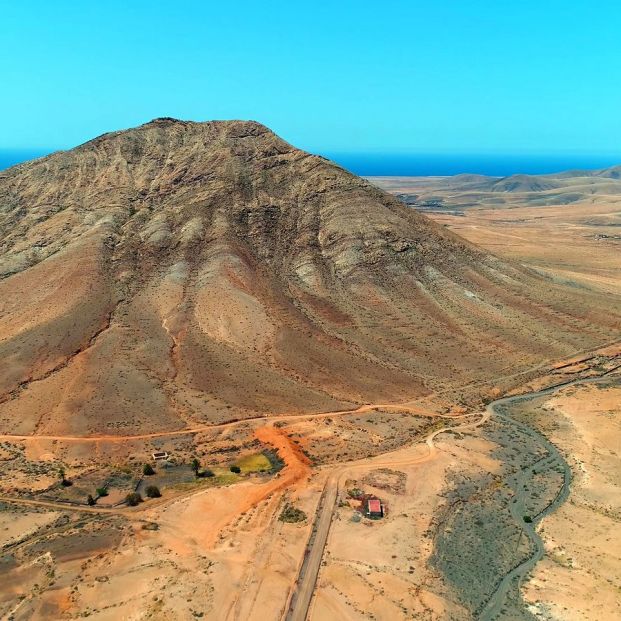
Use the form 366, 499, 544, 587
87, 494, 96, 506
125, 492, 143, 507
96, 487, 108, 497
145, 485, 161, 498
58, 466, 72, 487
143, 463, 155, 476
230, 465, 241, 474
191, 457, 201, 477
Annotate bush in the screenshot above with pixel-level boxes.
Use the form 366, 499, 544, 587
125, 492, 143, 506
145, 485, 161, 498
230, 465, 241, 474
87, 495, 96, 506
143, 463, 155, 476
523, 515, 533, 523
203, 469, 215, 478
96, 487, 108, 497
279, 504, 307, 523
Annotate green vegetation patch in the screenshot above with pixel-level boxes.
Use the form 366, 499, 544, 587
279, 504, 307, 523
234, 452, 272, 474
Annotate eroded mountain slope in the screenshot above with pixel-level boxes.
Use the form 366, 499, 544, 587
0, 118, 618, 435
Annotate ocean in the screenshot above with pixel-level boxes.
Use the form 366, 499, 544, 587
0, 150, 51, 171
1, 149, 619, 178
322, 152, 621, 177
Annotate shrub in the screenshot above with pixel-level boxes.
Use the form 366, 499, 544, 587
145, 485, 161, 498
58, 466, 72, 487
143, 463, 155, 476
191, 458, 201, 476
523, 515, 533, 523
203, 469, 215, 478
125, 492, 143, 507
279, 504, 307, 523
87, 495, 96, 506
230, 465, 241, 474
96, 487, 108, 497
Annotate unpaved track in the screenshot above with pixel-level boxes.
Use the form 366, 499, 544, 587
0, 401, 446, 444
286, 409, 491, 621
0, 495, 130, 517
4, 338, 618, 446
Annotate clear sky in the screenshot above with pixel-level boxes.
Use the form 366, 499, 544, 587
2, 0, 621, 157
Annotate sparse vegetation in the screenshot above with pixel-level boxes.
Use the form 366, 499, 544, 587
125, 492, 143, 506
191, 457, 201, 477
279, 504, 307, 523
145, 485, 161, 498
58, 466, 72, 487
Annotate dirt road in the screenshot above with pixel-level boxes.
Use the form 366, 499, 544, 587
0, 401, 446, 444
286, 408, 491, 621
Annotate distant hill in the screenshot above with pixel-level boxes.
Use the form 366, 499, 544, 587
489, 174, 561, 193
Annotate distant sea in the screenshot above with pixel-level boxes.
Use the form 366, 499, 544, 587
0, 149, 51, 171
1, 149, 620, 178
322, 152, 621, 177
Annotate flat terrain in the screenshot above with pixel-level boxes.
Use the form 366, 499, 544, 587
369, 172, 621, 295
519, 380, 621, 620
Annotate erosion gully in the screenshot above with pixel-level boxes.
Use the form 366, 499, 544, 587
478, 375, 616, 621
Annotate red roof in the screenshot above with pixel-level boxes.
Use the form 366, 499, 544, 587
368, 499, 381, 513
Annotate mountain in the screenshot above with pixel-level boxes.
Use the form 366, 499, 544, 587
0, 118, 618, 436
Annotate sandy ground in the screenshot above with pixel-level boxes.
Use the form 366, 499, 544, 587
369, 176, 621, 297
430, 201, 621, 296
309, 431, 500, 620
520, 382, 621, 621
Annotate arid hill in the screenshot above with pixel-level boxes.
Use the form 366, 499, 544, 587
0, 119, 618, 436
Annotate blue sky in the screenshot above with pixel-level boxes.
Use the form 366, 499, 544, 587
2, 0, 621, 157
